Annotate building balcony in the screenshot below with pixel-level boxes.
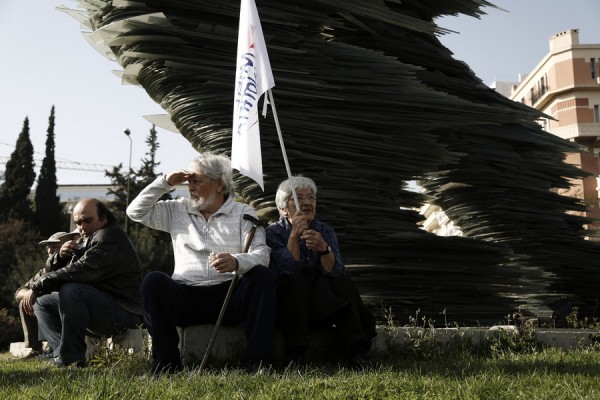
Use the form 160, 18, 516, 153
551, 123, 600, 141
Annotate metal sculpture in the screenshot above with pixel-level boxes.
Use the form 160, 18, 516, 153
63, 0, 600, 324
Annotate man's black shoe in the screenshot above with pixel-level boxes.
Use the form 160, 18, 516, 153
349, 352, 374, 371
36, 350, 54, 360
52, 358, 85, 368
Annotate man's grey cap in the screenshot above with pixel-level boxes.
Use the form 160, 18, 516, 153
55, 229, 81, 242
39, 231, 69, 245
39, 229, 81, 245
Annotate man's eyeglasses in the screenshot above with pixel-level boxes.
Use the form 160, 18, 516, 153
74, 217, 95, 226
290, 195, 317, 203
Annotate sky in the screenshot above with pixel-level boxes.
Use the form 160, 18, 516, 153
0, 1, 599, 185
436, 0, 600, 84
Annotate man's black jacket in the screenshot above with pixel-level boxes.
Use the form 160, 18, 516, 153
30, 224, 142, 314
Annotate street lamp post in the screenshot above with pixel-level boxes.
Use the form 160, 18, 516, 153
123, 129, 132, 233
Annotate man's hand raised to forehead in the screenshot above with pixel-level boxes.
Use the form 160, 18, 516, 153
166, 170, 191, 186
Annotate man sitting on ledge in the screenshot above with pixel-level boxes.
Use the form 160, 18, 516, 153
15, 230, 79, 358
26, 198, 142, 367
127, 152, 276, 375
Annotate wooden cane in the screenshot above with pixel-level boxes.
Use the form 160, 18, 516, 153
199, 215, 260, 370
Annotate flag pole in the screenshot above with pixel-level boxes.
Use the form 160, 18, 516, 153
231, 0, 298, 207
266, 89, 299, 209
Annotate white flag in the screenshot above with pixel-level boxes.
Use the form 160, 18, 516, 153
231, 0, 275, 190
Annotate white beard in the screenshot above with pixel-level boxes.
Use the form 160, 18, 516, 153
190, 191, 218, 211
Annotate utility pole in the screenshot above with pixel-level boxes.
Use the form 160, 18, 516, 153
123, 129, 132, 233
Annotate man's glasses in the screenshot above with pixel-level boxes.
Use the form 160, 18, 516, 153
290, 195, 317, 203
74, 216, 95, 226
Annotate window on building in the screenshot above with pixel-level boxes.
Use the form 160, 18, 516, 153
540, 76, 545, 96
594, 105, 600, 123
592, 58, 597, 79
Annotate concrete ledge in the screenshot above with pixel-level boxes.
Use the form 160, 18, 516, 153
372, 326, 493, 356
178, 325, 336, 366
10, 342, 37, 358
178, 325, 600, 365
85, 328, 150, 358
534, 328, 600, 350
9, 341, 50, 358
13, 325, 599, 363
178, 325, 500, 365
10, 329, 149, 359
179, 325, 248, 366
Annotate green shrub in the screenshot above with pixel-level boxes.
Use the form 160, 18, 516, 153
0, 308, 22, 351
0, 220, 45, 311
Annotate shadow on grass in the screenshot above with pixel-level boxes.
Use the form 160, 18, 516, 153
3, 349, 600, 384
378, 350, 600, 378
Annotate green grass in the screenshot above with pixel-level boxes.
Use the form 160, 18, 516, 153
2, 347, 600, 399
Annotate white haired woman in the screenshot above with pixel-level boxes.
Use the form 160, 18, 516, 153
266, 176, 376, 369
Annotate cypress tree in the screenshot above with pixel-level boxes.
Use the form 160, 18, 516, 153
35, 106, 64, 235
105, 163, 128, 225
0, 117, 36, 223
138, 125, 161, 186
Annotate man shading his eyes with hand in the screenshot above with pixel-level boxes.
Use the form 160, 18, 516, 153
27, 198, 142, 367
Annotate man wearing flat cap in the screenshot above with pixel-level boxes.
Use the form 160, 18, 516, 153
25, 198, 142, 367
14, 230, 80, 357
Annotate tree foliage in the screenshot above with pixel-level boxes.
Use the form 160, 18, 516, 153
35, 106, 66, 236
0, 220, 46, 311
0, 117, 36, 223
0, 308, 22, 350
0, 118, 46, 347
106, 125, 174, 276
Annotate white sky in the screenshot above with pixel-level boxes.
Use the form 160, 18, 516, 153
0, 1, 599, 184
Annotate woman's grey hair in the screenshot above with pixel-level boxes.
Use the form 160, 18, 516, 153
275, 175, 318, 211
188, 152, 236, 195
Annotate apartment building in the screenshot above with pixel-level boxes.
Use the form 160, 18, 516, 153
510, 29, 600, 231
421, 29, 600, 236
419, 203, 462, 237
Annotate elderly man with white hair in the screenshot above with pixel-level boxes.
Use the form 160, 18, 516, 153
127, 152, 275, 375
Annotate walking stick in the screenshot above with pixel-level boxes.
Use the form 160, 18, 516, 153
199, 215, 260, 370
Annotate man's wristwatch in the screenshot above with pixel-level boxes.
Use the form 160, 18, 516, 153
320, 245, 331, 255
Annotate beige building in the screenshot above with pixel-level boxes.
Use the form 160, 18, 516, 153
510, 29, 600, 231
419, 203, 462, 237
421, 29, 600, 236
